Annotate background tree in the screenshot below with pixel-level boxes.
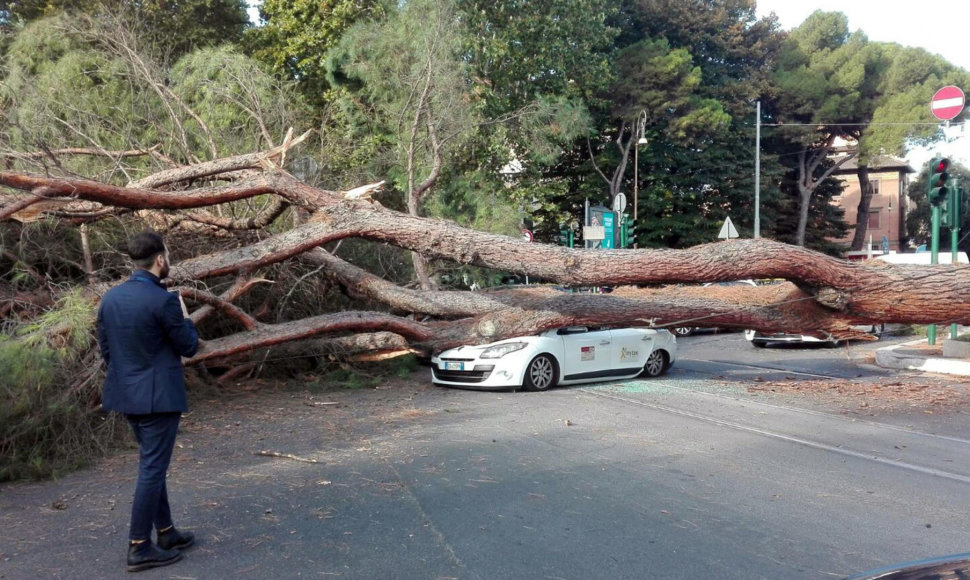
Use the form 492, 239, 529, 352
0, 13, 307, 293
526, 0, 789, 249
1, 13, 303, 171
619, 0, 787, 248
769, 10, 970, 249
452, 0, 616, 246
2, 0, 249, 61
323, 0, 483, 290
245, 0, 384, 105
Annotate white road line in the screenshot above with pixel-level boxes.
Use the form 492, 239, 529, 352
611, 380, 970, 446
581, 388, 970, 485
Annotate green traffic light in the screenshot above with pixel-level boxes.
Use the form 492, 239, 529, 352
928, 157, 951, 205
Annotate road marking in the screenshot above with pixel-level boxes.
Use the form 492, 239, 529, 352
613, 380, 970, 446
581, 388, 970, 485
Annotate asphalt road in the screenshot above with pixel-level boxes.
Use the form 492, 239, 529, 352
3, 332, 970, 579
676, 330, 898, 380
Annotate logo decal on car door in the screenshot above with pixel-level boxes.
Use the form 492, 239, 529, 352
581, 346, 595, 361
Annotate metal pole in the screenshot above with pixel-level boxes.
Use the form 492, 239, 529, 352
952, 180, 960, 339
754, 100, 761, 239
929, 204, 940, 345
633, 139, 638, 223
634, 111, 645, 248
633, 137, 638, 249
887, 202, 892, 253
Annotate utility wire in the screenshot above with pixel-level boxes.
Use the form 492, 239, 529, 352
760, 121, 958, 127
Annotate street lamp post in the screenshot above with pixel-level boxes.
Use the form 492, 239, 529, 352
634, 110, 647, 237
887, 199, 892, 252
754, 100, 761, 239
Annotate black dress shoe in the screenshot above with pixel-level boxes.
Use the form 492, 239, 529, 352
127, 541, 182, 572
157, 527, 195, 550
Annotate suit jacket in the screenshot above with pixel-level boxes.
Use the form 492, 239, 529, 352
97, 270, 199, 415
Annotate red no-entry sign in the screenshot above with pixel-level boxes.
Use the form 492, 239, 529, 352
931, 85, 965, 121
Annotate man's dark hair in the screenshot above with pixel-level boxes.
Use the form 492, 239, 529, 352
127, 231, 166, 269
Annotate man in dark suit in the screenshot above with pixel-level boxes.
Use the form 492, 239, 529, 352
97, 231, 200, 572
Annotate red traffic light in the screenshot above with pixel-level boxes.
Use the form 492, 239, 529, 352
935, 158, 950, 173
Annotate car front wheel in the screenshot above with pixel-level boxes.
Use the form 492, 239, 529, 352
640, 350, 668, 377
672, 327, 694, 337
523, 354, 558, 391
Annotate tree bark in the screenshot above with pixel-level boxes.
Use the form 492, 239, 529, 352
794, 144, 856, 246
850, 164, 873, 251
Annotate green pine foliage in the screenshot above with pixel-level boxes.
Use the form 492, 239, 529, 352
0, 291, 125, 482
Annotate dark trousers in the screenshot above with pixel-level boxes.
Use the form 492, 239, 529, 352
125, 412, 181, 541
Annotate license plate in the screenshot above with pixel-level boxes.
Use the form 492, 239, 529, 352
444, 362, 464, 371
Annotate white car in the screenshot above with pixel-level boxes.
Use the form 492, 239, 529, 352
744, 329, 840, 348
431, 326, 677, 391
672, 280, 758, 336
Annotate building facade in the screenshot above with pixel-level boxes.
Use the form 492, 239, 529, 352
831, 154, 915, 254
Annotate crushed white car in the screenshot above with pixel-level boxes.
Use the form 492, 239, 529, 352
744, 329, 840, 348
431, 326, 677, 391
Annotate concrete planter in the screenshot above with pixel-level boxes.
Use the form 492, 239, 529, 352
942, 339, 970, 359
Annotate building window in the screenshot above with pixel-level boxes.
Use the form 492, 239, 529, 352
868, 211, 880, 229
870, 179, 881, 194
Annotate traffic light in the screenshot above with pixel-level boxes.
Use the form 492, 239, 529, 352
928, 157, 950, 205
558, 226, 572, 247
623, 214, 636, 248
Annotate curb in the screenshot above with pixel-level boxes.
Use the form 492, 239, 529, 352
875, 339, 970, 376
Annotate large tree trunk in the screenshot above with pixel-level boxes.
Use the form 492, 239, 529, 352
850, 164, 874, 251
795, 184, 812, 247
2, 147, 967, 367
794, 143, 856, 247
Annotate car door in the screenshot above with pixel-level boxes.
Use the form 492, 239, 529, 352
609, 328, 652, 375
559, 326, 613, 381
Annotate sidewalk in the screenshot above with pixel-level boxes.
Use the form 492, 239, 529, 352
875, 337, 970, 376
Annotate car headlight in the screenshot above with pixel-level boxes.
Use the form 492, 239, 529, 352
479, 342, 528, 359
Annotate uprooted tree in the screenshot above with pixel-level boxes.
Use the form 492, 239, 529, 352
3, 136, 970, 387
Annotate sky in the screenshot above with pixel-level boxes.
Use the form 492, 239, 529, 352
756, 0, 970, 168
756, 1, 970, 72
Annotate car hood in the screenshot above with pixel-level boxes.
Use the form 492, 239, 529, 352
844, 552, 970, 579
437, 337, 535, 356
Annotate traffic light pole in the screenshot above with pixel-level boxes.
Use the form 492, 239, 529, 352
929, 204, 940, 345
926, 157, 951, 346
952, 183, 961, 340
952, 220, 959, 339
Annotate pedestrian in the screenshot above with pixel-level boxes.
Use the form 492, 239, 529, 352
97, 230, 200, 572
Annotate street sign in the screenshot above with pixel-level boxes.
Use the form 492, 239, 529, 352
931, 86, 965, 121
717, 216, 739, 239
602, 212, 615, 248
521, 229, 533, 243
612, 192, 627, 214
